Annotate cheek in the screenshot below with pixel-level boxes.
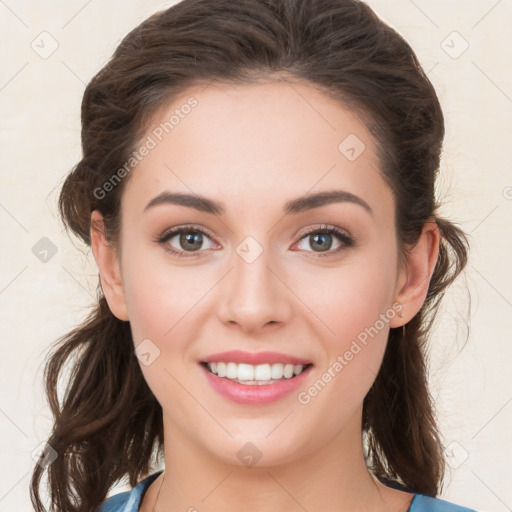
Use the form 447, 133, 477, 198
290, 245, 398, 400
121, 244, 214, 343
120, 253, 211, 401
293, 263, 396, 431
292, 249, 397, 345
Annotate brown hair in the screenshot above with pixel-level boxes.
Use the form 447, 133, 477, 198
31, 0, 469, 510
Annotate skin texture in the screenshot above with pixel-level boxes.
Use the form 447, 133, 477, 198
90, 79, 440, 512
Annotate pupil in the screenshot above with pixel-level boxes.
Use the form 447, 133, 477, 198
311, 233, 332, 252
180, 231, 202, 251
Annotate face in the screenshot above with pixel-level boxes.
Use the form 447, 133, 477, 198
100, 79, 409, 467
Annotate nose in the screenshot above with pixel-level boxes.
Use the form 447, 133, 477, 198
216, 244, 293, 334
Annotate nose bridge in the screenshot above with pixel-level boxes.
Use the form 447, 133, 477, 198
218, 235, 292, 331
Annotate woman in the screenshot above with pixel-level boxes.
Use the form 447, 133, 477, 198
31, 0, 477, 511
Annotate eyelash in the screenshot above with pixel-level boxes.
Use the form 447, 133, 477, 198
155, 223, 356, 259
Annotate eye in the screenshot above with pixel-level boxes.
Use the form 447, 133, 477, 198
156, 225, 219, 257
293, 225, 355, 256
156, 223, 355, 259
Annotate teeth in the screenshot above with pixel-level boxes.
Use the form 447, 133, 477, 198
217, 362, 226, 377
205, 362, 308, 382
239, 363, 255, 380
255, 364, 271, 380
226, 362, 238, 379
271, 364, 283, 379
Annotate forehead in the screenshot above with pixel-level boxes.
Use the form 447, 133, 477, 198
122, 79, 393, 221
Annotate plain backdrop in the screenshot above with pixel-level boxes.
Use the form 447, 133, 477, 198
0, 1, 511, 511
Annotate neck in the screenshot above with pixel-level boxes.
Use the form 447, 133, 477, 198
145, 407, 412, 512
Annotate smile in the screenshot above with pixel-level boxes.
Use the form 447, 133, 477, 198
202, 361, 312, 385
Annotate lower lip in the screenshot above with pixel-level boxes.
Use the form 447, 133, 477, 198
199, 363, 313, 405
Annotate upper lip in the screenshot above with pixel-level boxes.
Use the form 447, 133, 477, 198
201, 350, 312, 366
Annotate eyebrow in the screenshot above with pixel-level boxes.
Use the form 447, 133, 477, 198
143, 190, 372, 216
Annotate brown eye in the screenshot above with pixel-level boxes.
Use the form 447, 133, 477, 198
308, 232, 334, 252
157, 225, 218, 257
178, 230, 205, 251
295, 226, 355, 256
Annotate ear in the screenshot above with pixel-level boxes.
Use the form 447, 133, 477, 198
389, 218, 440, 328
90, 210, 129, 321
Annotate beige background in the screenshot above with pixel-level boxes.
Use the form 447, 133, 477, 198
0, 1, 511, 510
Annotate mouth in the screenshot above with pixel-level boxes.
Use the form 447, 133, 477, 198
198, 350, 314, 403
200, 361, 314, 386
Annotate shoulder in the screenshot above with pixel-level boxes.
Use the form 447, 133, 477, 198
95, 472, 163, 512
410, 494, 480, 512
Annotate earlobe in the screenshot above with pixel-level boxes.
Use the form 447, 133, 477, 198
389, 218, 440, 328
90, 210, 129, 321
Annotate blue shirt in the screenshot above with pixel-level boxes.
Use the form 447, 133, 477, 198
97, 471, 479, 512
